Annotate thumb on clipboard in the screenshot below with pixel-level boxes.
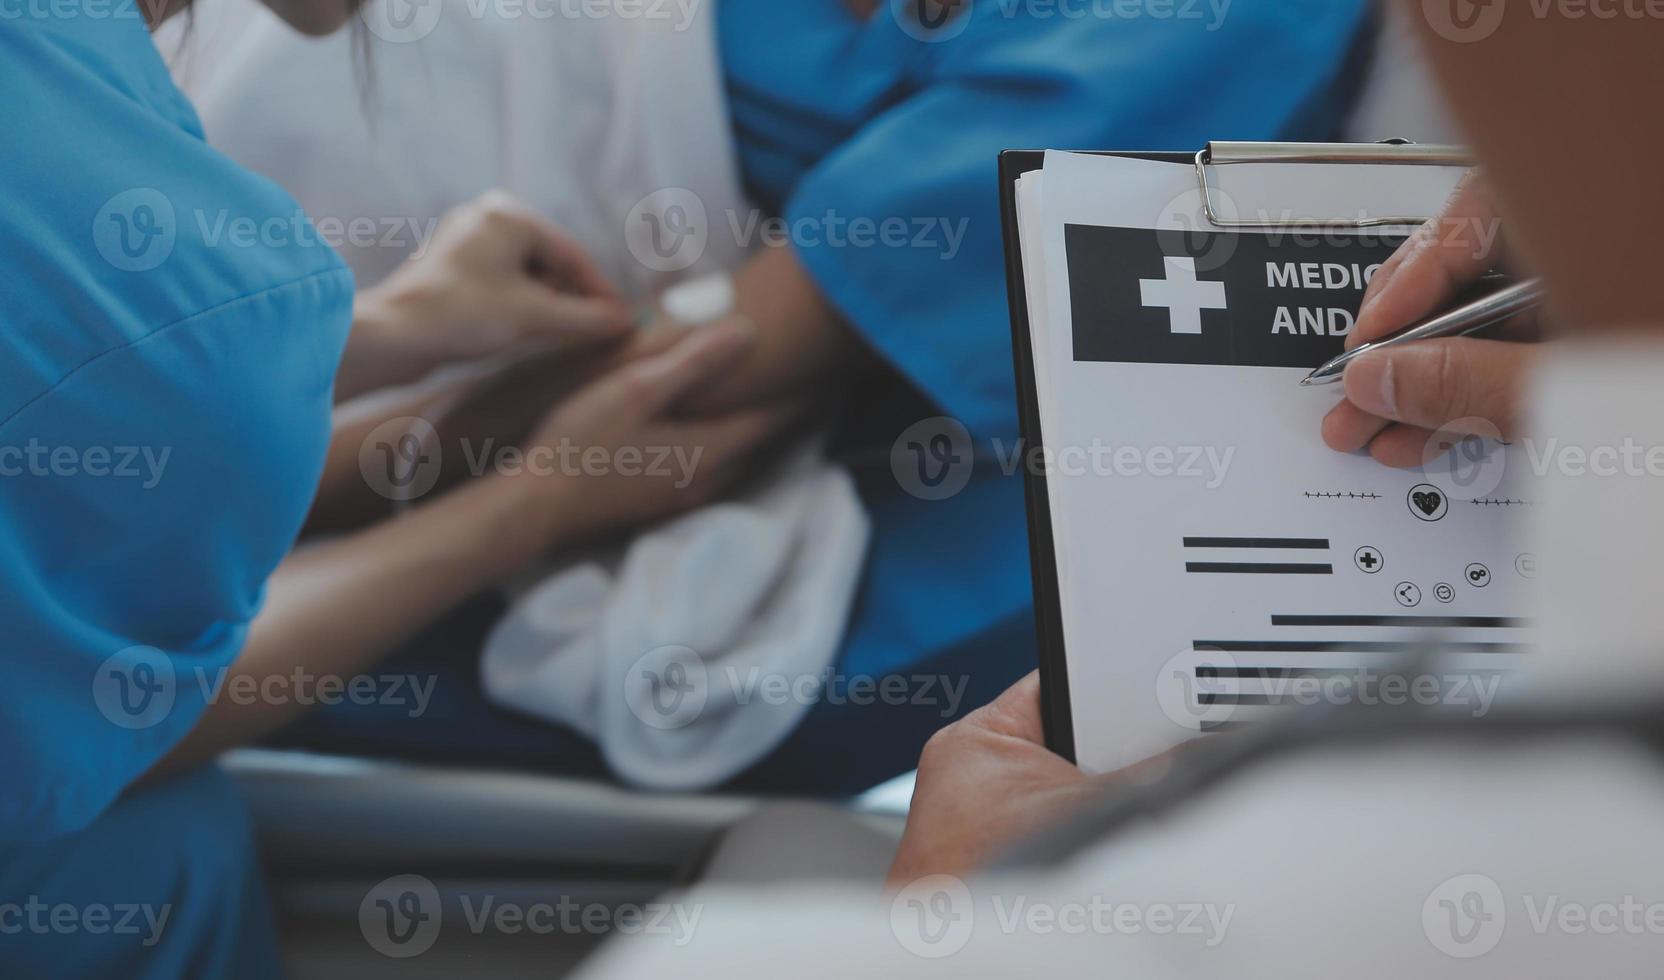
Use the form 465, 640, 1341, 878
887, 671, 1180, 888
1321, 172, 1542, 467
886, 672, 1101, 888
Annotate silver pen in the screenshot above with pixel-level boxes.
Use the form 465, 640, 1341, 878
1300, 278, 1543, 387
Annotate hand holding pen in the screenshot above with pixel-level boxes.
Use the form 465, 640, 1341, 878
1317, 174, 1543, 468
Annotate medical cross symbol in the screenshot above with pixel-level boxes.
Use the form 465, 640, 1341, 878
1140, 256, 1228, 335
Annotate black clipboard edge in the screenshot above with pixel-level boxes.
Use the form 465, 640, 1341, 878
997, 149, 1195, 763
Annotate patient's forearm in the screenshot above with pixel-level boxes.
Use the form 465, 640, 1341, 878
333, 294, 431, 402
152, 474, 558, 775
306, 369, 495, 535
674, 244, 872, 414
306, 387, 439, 534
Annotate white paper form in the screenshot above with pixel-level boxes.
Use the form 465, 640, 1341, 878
1022, 151, 1539, 772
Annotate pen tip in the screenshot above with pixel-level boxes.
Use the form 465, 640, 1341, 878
1298, 376, 1316, 387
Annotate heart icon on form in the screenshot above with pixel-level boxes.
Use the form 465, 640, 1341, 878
1407, 484, 1449, 522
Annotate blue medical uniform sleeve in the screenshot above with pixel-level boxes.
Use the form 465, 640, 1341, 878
0, 271, 352, 843
784, 0, 1372, 441
0, 15, 355, 842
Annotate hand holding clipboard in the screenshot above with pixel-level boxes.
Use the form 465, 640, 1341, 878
1002, 147, 1537, 769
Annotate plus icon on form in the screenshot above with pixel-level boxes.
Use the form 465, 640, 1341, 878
1140, 256, 1228, 334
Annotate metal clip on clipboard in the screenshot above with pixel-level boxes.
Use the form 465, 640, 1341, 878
1193, 139, 1471, 230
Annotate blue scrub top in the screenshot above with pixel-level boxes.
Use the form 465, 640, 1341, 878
719, 0, 1373, 680
0, 13, 352, 841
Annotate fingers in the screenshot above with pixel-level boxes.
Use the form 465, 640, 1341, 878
604, 320, 758, 416
1323, 335, 1539, 466
471, 190, 623, 301
522, 222, 625, 302
1363, 423, 1445, 469
1349, 173, 1503, 349
618, 318, 696, 362
1341, 336, 1536, 439
1325, 174, 1534, 469
1321, 397, 1395, 454
653, 402, 803, 510
513, 288, 634, 342
679, 399, 805, 469
455, 191, 633, 344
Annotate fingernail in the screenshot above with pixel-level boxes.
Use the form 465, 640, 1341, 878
1343, 351, 1397, 419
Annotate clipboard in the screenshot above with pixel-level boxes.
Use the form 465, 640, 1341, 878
998, 142, 1471, 762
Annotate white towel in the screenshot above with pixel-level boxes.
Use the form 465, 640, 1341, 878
482, 443, 871, 790
165, 0, 874, 788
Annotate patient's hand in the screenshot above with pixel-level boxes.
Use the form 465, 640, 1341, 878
340, 190, 633, 399
1321, 173, 1541, 467
509, 321, 806, 549
649, 244, 870, 417
398, 317, 736, 495
886, 672, 1110, 889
